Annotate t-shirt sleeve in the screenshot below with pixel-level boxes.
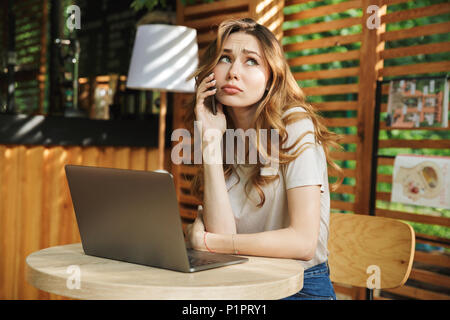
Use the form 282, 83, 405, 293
283, 116, 326, 192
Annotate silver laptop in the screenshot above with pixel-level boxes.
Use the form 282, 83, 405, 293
65, 165, 248, 272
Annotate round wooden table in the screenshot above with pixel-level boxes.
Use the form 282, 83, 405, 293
26, 243, 304, 300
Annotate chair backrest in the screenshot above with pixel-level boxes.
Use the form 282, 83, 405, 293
328, 213, 415, 289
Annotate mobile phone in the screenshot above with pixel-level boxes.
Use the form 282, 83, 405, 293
212, 93, 216, 115
208, 86, 217, 115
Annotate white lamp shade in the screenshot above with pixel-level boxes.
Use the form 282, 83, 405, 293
126, 24, 199, 93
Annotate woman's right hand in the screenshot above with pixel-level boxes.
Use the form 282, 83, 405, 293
194, 73, 227, 145
185, 211, 207, 252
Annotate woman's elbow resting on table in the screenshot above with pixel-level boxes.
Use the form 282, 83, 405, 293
287, 227, 318, 261
297, 244, 316, 262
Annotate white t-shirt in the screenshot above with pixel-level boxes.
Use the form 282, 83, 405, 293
224, 106, 330, 270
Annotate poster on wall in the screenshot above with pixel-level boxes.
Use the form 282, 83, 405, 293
391, 154, 450, 209
386, 78, 449, 128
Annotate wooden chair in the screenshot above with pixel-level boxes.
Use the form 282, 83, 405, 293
328, 213, 415, 300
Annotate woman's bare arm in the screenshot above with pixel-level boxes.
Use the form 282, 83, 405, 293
200, 185, 321, 260
201, 139, 237, 234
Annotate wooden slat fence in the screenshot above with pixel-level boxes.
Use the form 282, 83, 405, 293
174, 0, 286, 226
0, 145, 167, 299
2, 0, 448, 301
372, 0, 449, 299
284, 0, 449, 300
284, 0, 363, 216
177, 0, 285, 58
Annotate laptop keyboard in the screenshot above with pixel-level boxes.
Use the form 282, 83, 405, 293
187, 253, 218, 267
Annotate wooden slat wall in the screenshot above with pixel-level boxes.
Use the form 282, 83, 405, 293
171, 92, 202, 229
370, 0, 450, 301
174, 0, 285, 227
284, 0, 363, 215
285, 0, 450, 300
284, 0, 365, 299
373, 0, 450, 299
0, 145, 166, 299
178, 0, 285, 57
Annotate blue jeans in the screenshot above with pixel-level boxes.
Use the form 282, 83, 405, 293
283, 261, 337, 300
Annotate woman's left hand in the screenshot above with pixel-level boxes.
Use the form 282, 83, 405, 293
186, 212, 207, 251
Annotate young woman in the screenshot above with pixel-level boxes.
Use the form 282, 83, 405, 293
183, 18, 342, 300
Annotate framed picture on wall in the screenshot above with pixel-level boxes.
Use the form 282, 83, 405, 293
391, 154, 450, 210
386, 77, 449, 128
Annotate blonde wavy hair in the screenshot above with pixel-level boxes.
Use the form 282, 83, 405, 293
182, 18, 343, 208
